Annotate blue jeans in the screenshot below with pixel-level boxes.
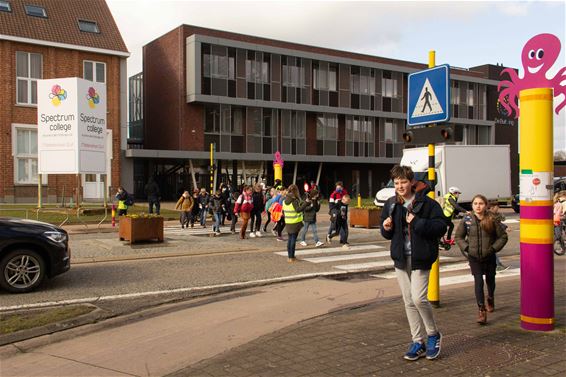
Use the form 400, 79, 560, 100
287, 232, 299, 258
213, 212, 221, 232
199, 207, 207, 226
300, 221, 320, 243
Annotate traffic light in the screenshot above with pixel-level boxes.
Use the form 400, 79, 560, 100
402, 124, 463, 144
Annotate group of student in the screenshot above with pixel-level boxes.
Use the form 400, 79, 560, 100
173, 179, 355, 262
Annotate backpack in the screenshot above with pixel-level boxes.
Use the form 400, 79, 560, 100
270, 202, 283, 222
124, 194, 134, 207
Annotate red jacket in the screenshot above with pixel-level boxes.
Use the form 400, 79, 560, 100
234, 192, 253, 214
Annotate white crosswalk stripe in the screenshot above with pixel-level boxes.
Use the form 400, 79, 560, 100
274, 244, 384, 257
303, 251, 390, 264
164, 226, 226, 236
333, 256, 457, 271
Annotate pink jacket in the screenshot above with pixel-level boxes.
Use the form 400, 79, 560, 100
234, 192, 253, 214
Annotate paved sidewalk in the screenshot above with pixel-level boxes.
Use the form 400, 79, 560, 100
170, 259, 566, 377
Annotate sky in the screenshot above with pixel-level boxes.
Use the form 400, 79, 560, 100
106, 0, 566, 151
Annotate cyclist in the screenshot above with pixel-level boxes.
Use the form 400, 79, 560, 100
442, 187, 469, 245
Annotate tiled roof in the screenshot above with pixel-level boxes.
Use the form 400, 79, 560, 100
0, 0, 128, 55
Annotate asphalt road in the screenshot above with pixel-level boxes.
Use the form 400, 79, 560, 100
0, 211, 521, 319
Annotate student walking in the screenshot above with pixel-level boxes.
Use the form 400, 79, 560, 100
299, 189, 324, 247
283, 184, 309, 262
326, 181, 348, 243
189, 189, 200, 228
380, 165, 445, 361
175, 191, 194, 229
273, 187, 287, 241
227, 190, 240, 234
263, 187, 276, 233
234, 185, 254, 239
115, 186, 131, 216
455, 194, 508, 325
197, 188, 210, 228
210, 190, 225, 236
249, 184, 265, 238
442, 187, 468, 245
328, 194, 351, 249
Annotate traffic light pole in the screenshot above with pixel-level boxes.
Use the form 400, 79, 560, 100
427, 50, 440, 307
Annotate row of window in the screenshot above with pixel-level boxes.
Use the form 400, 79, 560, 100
0, 1, 100, 32
15, 51, 106, 105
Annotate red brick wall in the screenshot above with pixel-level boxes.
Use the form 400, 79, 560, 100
0, 40, 123, 202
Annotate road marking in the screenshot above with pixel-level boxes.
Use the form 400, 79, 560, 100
334, 256, 457, 271
441, 268, 520, 286
371, 262, 471, 279
303, 251, 390, 264
503, 219, 519, 224
274, 244, 383, 257
0, 271, 353, 312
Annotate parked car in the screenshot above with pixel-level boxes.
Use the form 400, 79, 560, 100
0, 218, 70, 293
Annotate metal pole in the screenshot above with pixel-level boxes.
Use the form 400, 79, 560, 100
427, 50, 440, 307
242, 161, 247, 184
519, 88, 554, 331
292, 161, 298, 185
210, 143, 214, 194
316, 162, 323, 186
189, 160, 197, 191
76, 173, 81, 214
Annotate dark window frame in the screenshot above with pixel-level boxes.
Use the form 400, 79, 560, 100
24, 4, 47, 18
78, 19, 100, 33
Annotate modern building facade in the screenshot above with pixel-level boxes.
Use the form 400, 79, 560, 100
0, 0, 129, 203
128, 25, 517, 199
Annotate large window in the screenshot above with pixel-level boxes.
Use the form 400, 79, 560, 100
245, 51, 269, 83
83, 60, 106, 83
346, 116, 374, 157
313, 62, 337, 91
381, 71, 398, 98
316, 114, 338, 156
16, 52, 42, 105
202, 44, 236, 97
281, 110, 306, 155
379, 119, 403, 158
13, 125, 38, 184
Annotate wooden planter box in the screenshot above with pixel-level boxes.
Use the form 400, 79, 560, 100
119, 216, 164, 244
350, 208, 381, 229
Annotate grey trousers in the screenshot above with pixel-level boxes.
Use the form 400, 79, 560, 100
395, 256, 439, 343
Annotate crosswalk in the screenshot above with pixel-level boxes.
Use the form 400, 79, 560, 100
274, 244, 458, 272
273, 244, 520, 287
164, 225, 229, 236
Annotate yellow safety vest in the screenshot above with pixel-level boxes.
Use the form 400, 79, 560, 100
118, 200, 127, 210
283, 202, 303, 224
443, 193, 456, 217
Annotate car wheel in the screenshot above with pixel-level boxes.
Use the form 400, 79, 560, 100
0, 249, 46, 293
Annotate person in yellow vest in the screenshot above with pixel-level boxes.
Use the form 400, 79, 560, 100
442, 187, 469, 245
115, 186, 130, 216
283, 184, 310, 263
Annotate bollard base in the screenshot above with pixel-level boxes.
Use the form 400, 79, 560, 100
430, 300, 440, 308
521, 321, 554, 332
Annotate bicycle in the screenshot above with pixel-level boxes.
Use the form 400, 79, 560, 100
554, 219, 566, 256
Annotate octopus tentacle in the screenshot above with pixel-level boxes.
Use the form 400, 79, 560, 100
500, 68, 520, 83
499, 87, 519, 118
498, 80, 514, 91
551, 68, 566, 115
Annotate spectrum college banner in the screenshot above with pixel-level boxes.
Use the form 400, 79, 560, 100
37, 77, 107, 174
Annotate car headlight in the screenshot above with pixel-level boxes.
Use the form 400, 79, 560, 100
43, 231, 67, 243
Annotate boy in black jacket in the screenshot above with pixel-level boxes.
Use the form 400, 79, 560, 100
380, 165, 446, 362
328, 194, 351, 249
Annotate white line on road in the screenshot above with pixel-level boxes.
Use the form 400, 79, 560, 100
303, 251, 391, 264
440, 268, 520, 286
371, 262, 472, 279
0, 271, 352, 312
274, 244, 383, 257
334, 256, 457, 271
503, 219, 519, 224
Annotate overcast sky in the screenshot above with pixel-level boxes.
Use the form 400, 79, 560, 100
106, 0, 566, 151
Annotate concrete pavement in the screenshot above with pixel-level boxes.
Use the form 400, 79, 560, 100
1, 258, 563, 377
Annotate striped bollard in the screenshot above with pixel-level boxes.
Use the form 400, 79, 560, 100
519, 88, 554, 331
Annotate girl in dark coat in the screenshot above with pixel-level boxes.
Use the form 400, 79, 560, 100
455, 194, 508, 325
283, 184, 309, 262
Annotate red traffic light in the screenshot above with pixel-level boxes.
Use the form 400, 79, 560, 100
440, 128, 452, 140
402, 131, 414, 143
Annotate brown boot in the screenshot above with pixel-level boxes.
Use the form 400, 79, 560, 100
486, 297, 494, 313
477, 306, 487, 325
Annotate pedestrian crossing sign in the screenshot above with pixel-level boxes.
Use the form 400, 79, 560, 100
407, 64, 451, 127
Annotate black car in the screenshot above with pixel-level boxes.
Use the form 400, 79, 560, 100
0, 218, 70, 293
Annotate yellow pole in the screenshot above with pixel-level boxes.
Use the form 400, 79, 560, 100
37, 173, 42, 208
210, 143, 214, 194
357, 193, 361, 208
519, 88, 554, 331
427, 50, 440, 307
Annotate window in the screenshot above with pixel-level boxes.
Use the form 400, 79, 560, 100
313, 62, 337, 91
83, 60, 106, 83
382, 71, 397, 98
203, 54, 234, 80
16, 51, 42, 105
384, 120, 395, 142
13, 126, 38, 184
245, 52, 269, 83
467, 83, 474, 106
0, 1, 11, 12
78, 20, 99, 33
25, 4, 46, 18
451, 81, 460, 104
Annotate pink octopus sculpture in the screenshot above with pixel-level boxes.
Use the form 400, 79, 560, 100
273, 151, 284, 168
498, 33, 566, 118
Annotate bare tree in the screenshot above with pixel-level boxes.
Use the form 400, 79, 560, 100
555, 150, 566, 161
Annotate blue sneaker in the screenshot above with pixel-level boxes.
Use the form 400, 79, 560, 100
426, 332, 442, 360
404, 342, 426, 361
